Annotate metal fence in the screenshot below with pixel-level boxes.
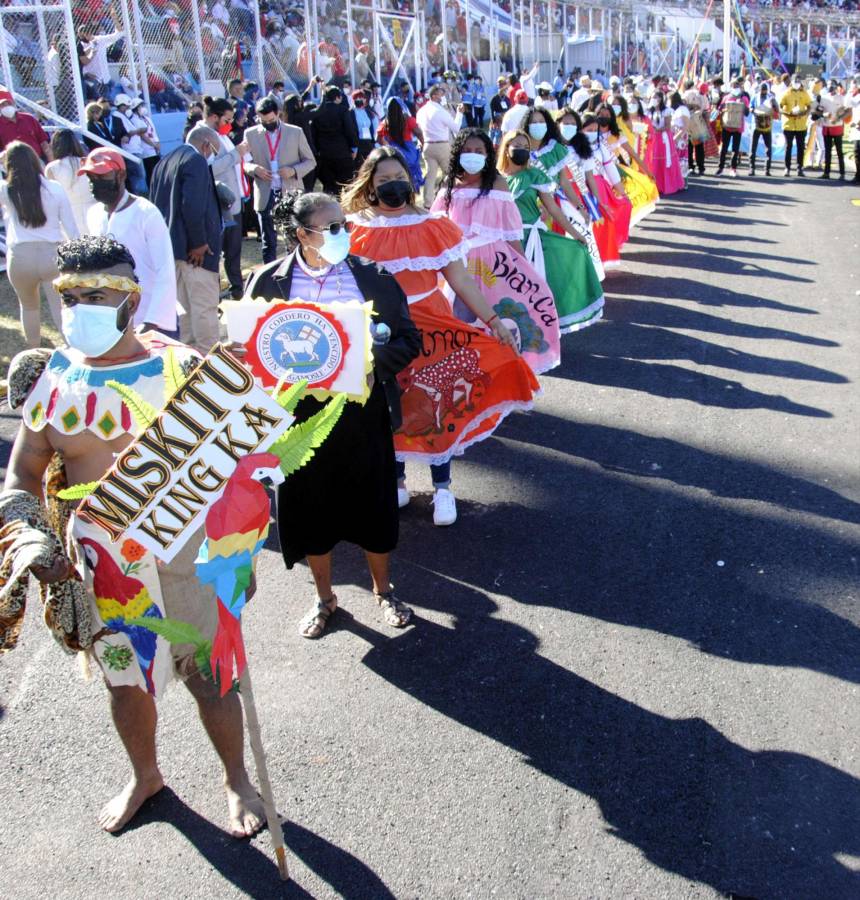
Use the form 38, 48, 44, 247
0, 0, 858, 133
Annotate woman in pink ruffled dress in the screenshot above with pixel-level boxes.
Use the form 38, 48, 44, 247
432, 128, 561, 376
644, 91, 686, 196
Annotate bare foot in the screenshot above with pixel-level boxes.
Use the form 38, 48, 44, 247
225, 775, 265, 838
98, 773, 164, 833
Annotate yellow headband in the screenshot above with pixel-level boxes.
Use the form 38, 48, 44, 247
53, 273, 141, 294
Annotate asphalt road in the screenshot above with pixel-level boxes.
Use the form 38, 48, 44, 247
1, 173, 858, 900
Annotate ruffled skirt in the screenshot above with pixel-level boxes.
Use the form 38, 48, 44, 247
452, 240, 562, 376
394, 289, 539, 464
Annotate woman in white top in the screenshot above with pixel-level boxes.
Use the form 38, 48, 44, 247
130, 97, 161, 185
669, 91, 691, 184
0, 141, 79, 346
45, 129, 96, 234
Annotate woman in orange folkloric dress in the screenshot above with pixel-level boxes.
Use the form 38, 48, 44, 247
343, 147, 540, 527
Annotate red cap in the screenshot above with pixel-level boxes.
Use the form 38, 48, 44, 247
0, 90, 14, 104
79, 148, 126, 176
514, 89, 528, 104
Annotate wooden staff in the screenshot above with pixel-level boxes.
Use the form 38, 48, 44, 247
239, 666, 289, 881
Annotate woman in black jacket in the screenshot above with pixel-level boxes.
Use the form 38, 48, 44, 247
244, 191, 421, 638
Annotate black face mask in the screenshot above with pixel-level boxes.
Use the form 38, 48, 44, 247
90, 178, 122, 204
263, 120, 279, 132
597, 117, 611, 126
509, 147, 530, 166
375, 180, 412, 208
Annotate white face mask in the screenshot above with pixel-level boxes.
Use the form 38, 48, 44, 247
585, 131, 599, 144
528, 122, 548, 140
731, 88, 741, 97
1, 106, 16, 119
459, 152, 486, 174
611, 104, 621, 115
793, 82, 802, 90
61, 296, 129, 357
315, 228, 351, 266
560, 123, 578, 140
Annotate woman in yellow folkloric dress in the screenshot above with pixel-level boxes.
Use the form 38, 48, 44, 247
602, 99, 659, 227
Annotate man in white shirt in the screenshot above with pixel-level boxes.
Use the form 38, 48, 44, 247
416, 83, 459, 207
77, 16, 124, 96
80, 148, 178, 335
570, 75, 592, 111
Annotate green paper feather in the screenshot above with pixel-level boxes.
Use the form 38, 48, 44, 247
274, 378, 307, 414
57, 480, 99, 501
269, 394, 346, 477
106, 380, 158, 430
128, 615, 205, 647
162, 346, 186, 399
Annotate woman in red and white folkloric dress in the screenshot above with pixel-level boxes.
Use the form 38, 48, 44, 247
343, 147, 540, 527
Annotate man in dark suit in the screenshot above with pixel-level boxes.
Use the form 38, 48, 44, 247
149, 124, 224, 354
309, 86, 359, 195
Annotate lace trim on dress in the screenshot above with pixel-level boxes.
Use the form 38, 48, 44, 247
394, 397, 537, 466
449, 188, 513, 202
377, 242, 469, 274
462, 224, 524, 247
347, 210, 446, 228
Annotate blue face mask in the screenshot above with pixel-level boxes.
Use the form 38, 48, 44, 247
560, 123, 578, 140
586, 131, 599, 144
316, 228, 351, 265
528, 122, 548, 140
61, 295, 130, 357
459, 152, 486, 174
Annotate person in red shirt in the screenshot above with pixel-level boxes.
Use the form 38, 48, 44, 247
0, 92, 51, 161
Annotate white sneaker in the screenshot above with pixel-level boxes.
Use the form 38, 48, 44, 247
432, 488, 457, 526
397, 486, 410, 509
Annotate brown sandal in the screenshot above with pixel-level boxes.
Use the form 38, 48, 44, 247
298, 595, 337, 639
374, 589, 412, 628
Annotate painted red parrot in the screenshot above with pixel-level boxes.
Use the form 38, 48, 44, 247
195, 452, 284, 695
79, 538, 164, 695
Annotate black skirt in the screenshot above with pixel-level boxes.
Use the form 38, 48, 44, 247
276, 382, 399, 568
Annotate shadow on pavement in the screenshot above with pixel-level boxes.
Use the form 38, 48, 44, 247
346, 597, 859, 900
639, 225, 781, 246
576, 308, 849, 385
622, 249, 814, 283
324, 408, 860, 896
548, 352, 833, 417
610, 275, 820, 317
120, 787, 394, 899
637, 236, 811, 267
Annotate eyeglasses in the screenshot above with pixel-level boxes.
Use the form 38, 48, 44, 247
305, 221, 354, 237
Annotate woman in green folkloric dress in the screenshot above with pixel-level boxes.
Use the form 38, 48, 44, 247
498, 130, 604, 333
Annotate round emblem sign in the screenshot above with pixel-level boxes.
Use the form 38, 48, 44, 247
247, 302, 350, 390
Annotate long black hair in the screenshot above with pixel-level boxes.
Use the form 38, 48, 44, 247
594, 102, 621, 137
4, 141, 46, 228
527, 106, 564, 149
385, 97, 408, 145
272, 190, 338, 250
441, 128, 496, 211
555, 107, 593, 160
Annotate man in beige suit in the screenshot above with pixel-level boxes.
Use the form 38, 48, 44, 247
244, 97, 316, 262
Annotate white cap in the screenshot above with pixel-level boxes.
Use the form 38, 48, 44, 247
537, 81, 554, 92
114, 93, 132, 108
609, 75, 621, 86
130, 97, 145, 108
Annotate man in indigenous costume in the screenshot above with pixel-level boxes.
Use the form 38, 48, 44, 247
0, 236, 264, 837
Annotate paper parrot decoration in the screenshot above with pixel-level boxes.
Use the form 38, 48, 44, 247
79, 537, 164, 695
195, 452, 284, 696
